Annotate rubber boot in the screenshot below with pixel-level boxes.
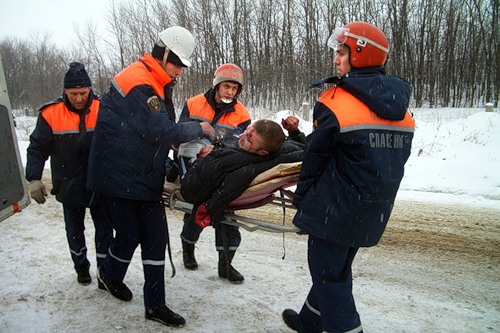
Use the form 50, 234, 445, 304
282, 309, 299, 331
182, 240, 198, 270
218, 250, 244, 284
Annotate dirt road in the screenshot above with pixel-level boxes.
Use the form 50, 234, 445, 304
31, 173, 499, 331
237, 198, 499, 261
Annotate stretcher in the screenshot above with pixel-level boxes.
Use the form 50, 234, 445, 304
163, 162, 302, 233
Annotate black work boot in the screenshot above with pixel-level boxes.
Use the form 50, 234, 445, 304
97, 268, 133, 301
218, 250, 244, 284
77, 269, 91, 285
145, 306, 186, 327
182, 240, 198, 270
282, 309, 299, 331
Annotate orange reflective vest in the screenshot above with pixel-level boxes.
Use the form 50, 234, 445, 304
319, 87, 415, 136
185, 93, 251, 131
41, 99, 99, 134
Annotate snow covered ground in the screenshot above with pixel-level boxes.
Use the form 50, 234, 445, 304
1, 107, 499, 332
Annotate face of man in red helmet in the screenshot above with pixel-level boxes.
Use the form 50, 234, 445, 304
333, 45, 352, 76
328, 22, 389, 69
215, 81, 240, 104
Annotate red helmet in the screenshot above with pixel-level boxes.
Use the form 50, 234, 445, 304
212, 63, 244, 93
328, 21, 389, 68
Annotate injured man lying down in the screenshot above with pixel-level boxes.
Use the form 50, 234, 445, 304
178, 119, 304, 228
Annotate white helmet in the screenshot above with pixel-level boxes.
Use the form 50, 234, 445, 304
158, 26, 195, 67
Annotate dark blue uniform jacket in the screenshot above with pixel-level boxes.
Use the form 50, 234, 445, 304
87, 54, 201, 201
26, 92, 99, 206
293, 68, 415, 247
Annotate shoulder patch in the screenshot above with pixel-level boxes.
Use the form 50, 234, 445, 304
147, 96, 161, 113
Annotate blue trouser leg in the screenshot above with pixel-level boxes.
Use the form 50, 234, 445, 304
62, 204, 90, 273
297, 235, 362, 333
214, 222, 241, 251
180, 212, 203, 243
98, 195, 138, 283
98, 195, 166, 308
89, 204, 113, 269
140, 201, 167, 308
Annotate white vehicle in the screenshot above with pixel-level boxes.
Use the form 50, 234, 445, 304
0, 55, 30, 222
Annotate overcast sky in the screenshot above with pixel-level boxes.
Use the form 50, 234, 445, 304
0, 0, 110, 47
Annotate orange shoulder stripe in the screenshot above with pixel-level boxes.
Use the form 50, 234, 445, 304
112, 55, 171, 98
319, 87, 415, 133
187, 94, 214, 122
41, 100, 100, 134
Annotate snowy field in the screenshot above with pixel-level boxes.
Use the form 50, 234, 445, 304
1, 107, 499, 332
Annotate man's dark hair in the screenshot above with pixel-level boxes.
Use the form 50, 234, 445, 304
252, 119, 285, 154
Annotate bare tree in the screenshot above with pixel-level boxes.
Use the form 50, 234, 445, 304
1, 0, 498, 112
0, 34, 68, 114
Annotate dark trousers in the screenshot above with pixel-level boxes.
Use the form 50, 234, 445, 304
297, 235, 362, 333
180, 213, 241, 250
180, 213, 204, 243
62, 204, 112, 273
98, 194, 167, 308
214, 222, 241, 251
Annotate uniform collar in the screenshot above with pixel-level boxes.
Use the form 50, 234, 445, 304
139, 53, 172, 88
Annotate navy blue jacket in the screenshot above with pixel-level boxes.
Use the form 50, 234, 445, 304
87, 54, 201, 201
26, 92, 99, 206
293, 68, 415, 247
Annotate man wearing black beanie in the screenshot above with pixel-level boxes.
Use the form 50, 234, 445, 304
26, 62, 112, 287
64, 62, 92, 89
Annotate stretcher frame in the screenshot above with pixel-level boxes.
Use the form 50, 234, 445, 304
163, 162, 301, 233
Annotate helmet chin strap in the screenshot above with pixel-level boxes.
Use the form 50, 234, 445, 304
162, 50, 169, 69
220, 98, 233, 104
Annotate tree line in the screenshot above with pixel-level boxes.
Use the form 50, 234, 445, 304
1, 0, 498, 118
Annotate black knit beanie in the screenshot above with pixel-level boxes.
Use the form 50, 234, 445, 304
64, 62, 91, 88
